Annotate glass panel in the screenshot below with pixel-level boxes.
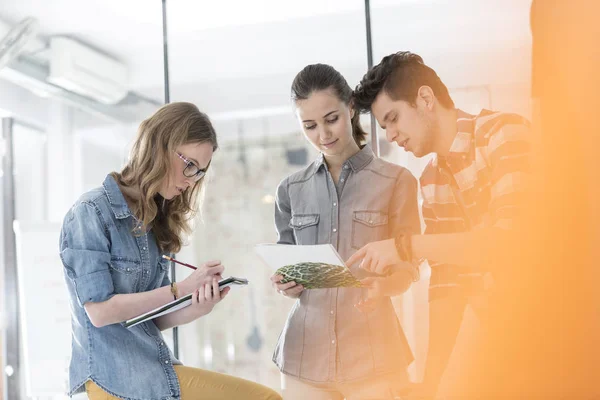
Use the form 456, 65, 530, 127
167, 0, 368, 390
12, 123, 46, 222
0, 3, 164, 398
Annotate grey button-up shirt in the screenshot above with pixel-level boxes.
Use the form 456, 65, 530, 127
273, 145, 421, 383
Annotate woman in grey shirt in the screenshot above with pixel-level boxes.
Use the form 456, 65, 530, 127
270, 64, 421, 399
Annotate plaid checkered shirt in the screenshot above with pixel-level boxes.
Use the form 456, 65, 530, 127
420, 109, 531, 301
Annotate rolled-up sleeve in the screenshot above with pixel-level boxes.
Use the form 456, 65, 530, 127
60, 201, 115, 307
274, 177, 296, 245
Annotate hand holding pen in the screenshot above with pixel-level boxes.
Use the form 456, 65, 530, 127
162, 255, 224, 297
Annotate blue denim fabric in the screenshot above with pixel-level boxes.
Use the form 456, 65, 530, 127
60, 175, 182, 400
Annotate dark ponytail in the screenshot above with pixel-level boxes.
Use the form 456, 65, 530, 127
350, 111, 368, 146
291, 64, 367, 146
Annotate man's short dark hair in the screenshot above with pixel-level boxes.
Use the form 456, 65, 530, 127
353, 51, 455, 113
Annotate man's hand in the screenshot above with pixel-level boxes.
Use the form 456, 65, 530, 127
354, 276, 386, 313
354, 269, 414, 313
346, 238, 402, 275
362, 276, 387, 298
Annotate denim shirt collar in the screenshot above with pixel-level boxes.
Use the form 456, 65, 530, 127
102, 174, 133, 220
314, 144, 375, 174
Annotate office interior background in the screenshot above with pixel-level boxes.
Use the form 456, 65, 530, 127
0, 0, 537, 398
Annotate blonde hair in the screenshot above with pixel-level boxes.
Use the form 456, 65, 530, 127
113, 102, 218, 253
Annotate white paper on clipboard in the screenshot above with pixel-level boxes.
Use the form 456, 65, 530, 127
254, 243, 347, 272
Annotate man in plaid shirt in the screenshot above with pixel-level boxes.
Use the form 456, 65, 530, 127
347, 51, 531, 398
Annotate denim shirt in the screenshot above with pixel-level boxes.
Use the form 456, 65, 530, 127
60, 175, 182, 400
273, 145, 421, 383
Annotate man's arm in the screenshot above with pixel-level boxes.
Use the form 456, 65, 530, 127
348, 120, 532, 273
347, 228, 508, 273
355, 168, 421, 311
411, 227, 509, 269
412, 118, 533, 268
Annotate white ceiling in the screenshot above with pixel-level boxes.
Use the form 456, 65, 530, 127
0, 0, 533, 125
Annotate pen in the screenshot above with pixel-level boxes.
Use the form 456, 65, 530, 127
162, 255, 197, 270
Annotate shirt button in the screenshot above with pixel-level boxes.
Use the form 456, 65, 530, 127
369, 220, 373, 224
126, 268, 130, 272
333, 202, 337, 207
331, 340, 335, 344
165, 360, 169, 364
143, 246, 147, 250
340, 178, 345, 182
333, 228, 337, 233
330, 310, 334, 315
159, 342, 163, 346
344, 165, 349, 169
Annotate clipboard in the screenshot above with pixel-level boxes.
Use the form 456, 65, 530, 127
124, 276, 248, 329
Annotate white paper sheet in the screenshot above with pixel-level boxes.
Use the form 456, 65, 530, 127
254, 243, 347, 271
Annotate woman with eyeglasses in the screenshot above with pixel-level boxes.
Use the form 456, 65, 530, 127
60, 102, 281, 400
270, 65, 421, 399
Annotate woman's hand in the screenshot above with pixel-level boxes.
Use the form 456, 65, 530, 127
270, 274, 304, 299
187, 277, 231, 320
178, 260, 224, 297
154, 276, 230, 329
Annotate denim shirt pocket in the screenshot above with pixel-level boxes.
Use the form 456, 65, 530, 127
351, 210, 389, 249
109, 257, 142, 293
289, 214, 320, 245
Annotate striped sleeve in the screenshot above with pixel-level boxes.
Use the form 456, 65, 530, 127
485, 120, 532, 229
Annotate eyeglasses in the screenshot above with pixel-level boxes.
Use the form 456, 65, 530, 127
176, 152, 210, 181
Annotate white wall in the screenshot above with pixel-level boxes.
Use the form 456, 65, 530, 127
0, 79, 51, 129
0, 92, 143, 399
